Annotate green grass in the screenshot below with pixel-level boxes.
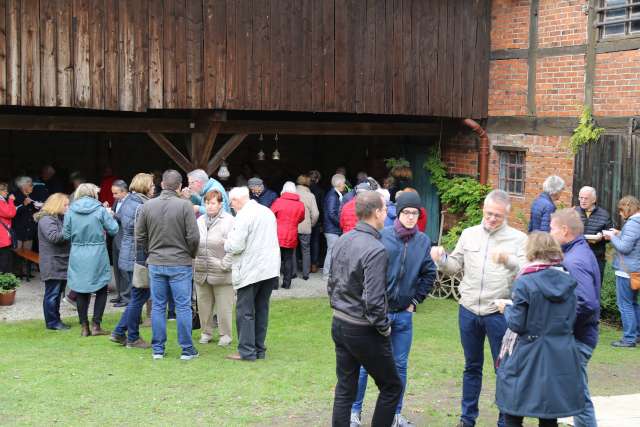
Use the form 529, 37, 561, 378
0, 298, 635, 426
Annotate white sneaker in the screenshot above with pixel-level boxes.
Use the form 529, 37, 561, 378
392, 414, 415, 427
350, 412, 361, 427
218, 335, 232, 347
152, 353, 164, 360
199, 333, 212, 344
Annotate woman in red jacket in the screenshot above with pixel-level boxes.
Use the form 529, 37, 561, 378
271, 182, 305, 289
0, 182, 17, 273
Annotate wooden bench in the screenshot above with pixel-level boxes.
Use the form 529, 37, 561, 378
13, 248, 40, 264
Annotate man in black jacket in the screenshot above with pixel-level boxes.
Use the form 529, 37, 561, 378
576, 186, 613, 282
327, 191, 403, 427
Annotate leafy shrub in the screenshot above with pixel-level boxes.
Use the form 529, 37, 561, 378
0, 273, 20, 293
601, 262, 620, 326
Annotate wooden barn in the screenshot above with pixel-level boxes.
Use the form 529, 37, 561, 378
0, 0, 492, 239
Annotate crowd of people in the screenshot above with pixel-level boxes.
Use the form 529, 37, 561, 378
1, 164, 639, 427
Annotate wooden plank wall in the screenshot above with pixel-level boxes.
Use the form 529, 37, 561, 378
0, 0, 490, 117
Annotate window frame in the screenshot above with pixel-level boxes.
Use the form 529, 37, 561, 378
497, 148, 526, 197
597, 0, 640, 40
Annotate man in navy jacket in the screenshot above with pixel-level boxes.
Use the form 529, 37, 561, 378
550, 208, 600, 427
349, 191, 436, 427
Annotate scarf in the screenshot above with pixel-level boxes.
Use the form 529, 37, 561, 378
206, 211, 222, 229
394, 219, 417, 242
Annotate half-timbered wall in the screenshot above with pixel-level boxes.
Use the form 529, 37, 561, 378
0, 0, 491, 117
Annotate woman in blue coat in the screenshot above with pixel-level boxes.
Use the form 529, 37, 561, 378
63, 183, 119, 337
528, 175, 564, 232
496, 232, 584, 427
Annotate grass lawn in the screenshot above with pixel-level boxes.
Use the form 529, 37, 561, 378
1, 298, 638, 426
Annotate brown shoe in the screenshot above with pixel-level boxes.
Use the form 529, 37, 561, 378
225, 352, 255, 362
91, 323, 110, 336
311, 264, 318, 273
126, 338, 151, 349
80, 322, 91, 337
110, 333, 126, 345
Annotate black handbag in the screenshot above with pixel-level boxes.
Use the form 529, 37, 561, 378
192, 285, 201, 330
1, 222, 17, 249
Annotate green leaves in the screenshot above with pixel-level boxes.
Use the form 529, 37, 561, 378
384, 157, 411, 170
569, 107, 605, 155
0, 273, 20, 293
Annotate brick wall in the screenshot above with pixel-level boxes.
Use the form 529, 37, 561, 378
489, 59, 529, 116
537, 0, 587, 48
441, 133, 478, 177
594, 50, 640, 116
491, 0, 530, 50
535, 54, 585, 116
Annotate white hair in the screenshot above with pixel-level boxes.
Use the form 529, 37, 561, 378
376, 188, 390, 202
281, 181, 297, 195
331, 174, 345, 188
579, 186, 597, 199
15, 176, 33, 189
543, 175, 565, 195
484, 189, 512, 212
228, 186, 250, 200
187, 169, 209, 184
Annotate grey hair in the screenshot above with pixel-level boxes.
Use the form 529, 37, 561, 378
74, 183, 100, 200
484, 189, 512, 212
162, 169, 183, 191
281, 181, 297, 195
543, 175, 565, 195
229, 186, 250, 200
112, 179, 128, 192
15, 176, 33, 189
187, 169, 209, 184
376, 188, 390, 202
331, 173, 346, 188
355, 192, 384, 220
551, 208, 584, 237
579, 186, 597, 199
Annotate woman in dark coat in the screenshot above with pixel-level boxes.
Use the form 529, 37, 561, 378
495, 232, 584, 427
36, 193, 71, 330
270, 182, 305, 289
13, 176, 46, 280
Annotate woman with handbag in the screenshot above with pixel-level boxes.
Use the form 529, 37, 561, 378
36, 193, 71, 330
64, 183, 119, 337
0, 182, 17, 273
194, 190, 234, 346
604, 195, 640, 348
495, 232, 584, 427
110, 173, 155, 349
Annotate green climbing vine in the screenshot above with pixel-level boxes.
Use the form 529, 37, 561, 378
424, 149, 491, 250
569, 107, 605, 155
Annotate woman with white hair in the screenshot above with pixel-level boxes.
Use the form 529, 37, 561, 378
63, 183, 119, 337
529, 175, 565, 232
13, 176, 45, 280
270, 182, 305, 289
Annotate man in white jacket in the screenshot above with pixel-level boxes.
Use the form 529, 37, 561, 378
224, 186, 281, 361
430, 190, 527, 427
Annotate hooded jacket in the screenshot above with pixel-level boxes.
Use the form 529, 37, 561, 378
496, 267, 584, 419
436, 222, 527, 316
271, 193, 305, 248
63, 197, 119, 293
190, 177, 230, 214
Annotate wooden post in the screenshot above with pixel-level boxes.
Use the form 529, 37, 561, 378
147, 132, 194, 173
206, 133, 248, 176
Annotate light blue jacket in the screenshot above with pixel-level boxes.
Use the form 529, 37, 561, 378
190, 178, 229, 214
63, 197, 119, 293
611, 214, 640, 273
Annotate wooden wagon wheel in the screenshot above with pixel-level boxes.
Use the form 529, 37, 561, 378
429, 270, 453, 299
449, 271, 463, 301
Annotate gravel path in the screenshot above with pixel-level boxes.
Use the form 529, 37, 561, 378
0, 271, 327, 323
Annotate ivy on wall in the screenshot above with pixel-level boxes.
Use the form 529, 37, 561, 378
569, 107, 605, 155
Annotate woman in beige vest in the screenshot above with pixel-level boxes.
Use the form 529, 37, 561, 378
194, 190, 234, 346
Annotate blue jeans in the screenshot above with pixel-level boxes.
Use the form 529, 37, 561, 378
323, 233, 339, 279
148, 265, 195, 355
615, 275, 640, 344
113, 272, 151, 342
43, 279, 66, 328
574, 341, 597, 427
459, 305, 507, 427
351, 311, 413, 415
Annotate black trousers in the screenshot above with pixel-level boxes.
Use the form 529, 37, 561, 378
236, 277, 276, 360
76, 286, 108, 325
0, 247, 12, 273
280, 247, 294, 288
504, 414, 557, 427
597, 258, 606, 285
331, 317, 403, 427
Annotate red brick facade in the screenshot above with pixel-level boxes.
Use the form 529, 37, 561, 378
443, 0, 640, 231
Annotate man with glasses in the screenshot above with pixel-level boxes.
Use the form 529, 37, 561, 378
430, 190, 527, 427
349, 191, 436, 427
575, 186, 612, 282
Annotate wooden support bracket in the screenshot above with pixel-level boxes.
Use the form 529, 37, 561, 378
147, 132, 194, 173
206, 134, 248, 176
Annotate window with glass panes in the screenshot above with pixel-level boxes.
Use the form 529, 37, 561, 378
499, 151, 525, 196
598, 0, 640, 39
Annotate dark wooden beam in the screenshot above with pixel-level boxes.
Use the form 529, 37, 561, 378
491, 45, 587, 61
147, 132, 194, 173
488, 115, 639, 136
596, 36, 640, 53
0, 114, 201, 133
206, 134, 248, 175
585, 0, 598, 109
217, 121, 444, 135
200, 121, 221, 164
527, 0, 540, 116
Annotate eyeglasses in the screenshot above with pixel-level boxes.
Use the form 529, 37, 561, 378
400, 209, 420, 217
484, 211, 505, 220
